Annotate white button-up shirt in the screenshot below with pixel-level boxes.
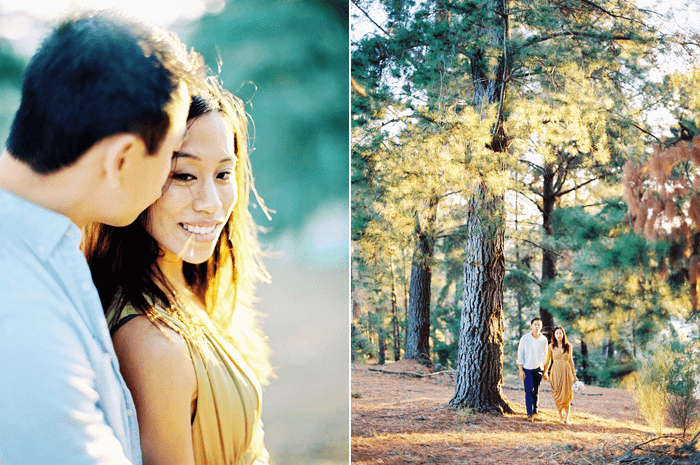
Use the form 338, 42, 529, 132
517, 331, 548, 370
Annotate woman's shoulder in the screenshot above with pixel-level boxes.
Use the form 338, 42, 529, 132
111, 310, 197, 416
112, 310, 195, 386
108, 294, 192, 366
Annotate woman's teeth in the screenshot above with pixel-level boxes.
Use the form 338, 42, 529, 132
181, 223, 216, 234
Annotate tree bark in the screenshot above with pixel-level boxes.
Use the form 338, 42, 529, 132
378, 323, 387, 365
606, 340, 614, 359
539, 161, 556, 334
404, 196, 438, 365
450, 189, 513, 414
580, 338, 591, 384
390, 261, 401, 361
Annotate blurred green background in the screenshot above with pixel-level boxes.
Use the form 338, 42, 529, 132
0, 0, 349, 463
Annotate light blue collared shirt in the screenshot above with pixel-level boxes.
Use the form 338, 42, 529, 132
0, 190, 142, 465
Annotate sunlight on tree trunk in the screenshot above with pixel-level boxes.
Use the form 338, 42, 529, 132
405, 196, 438, 364
450, 188, 513, 414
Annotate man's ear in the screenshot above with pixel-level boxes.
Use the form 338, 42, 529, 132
102, 134, 146, 189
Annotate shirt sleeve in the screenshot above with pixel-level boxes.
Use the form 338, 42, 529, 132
516, 336, 524, 366
0, 308, 133, 465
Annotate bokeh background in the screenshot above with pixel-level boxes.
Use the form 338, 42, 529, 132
0, 1, 349, 463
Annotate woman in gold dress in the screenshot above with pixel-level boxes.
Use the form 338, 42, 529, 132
543, 326, 579, 424
84, 79, 272, 464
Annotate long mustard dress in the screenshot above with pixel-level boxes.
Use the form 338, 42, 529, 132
109, 301, 269, 465
548, 346, 574, 410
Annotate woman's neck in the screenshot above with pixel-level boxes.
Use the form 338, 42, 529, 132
157, 249, 189, 296
156, 249, 207, 310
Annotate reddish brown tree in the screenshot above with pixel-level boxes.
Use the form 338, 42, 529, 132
623, 136, 700, 310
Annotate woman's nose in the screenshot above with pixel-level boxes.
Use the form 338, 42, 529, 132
192, 179, 223, 213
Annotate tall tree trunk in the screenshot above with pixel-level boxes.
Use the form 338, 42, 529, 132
378, 319, 387, 365
514, 189, 524, 338
580, 338, 591, 384
451, 0, 512, 414
390, 261, 401, 361
403, 248, 409, 355
351, 324, 357, 363
539, 161, 556, 335
450, 189, 513, 414
405, 196, 438, 365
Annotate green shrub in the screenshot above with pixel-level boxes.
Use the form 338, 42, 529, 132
635, 339, 700, 436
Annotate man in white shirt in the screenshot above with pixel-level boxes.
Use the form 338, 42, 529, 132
517, 317, 549, 422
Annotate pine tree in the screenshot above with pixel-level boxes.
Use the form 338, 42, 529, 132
352, 0, 688, 412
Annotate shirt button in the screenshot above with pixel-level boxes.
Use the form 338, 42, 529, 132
82, 281, 92, 291
66, 230, 74, 239
127, 408, 135, 417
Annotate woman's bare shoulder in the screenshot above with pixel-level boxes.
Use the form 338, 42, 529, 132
112, 315, 196, 397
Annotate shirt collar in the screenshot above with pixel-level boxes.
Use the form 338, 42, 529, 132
0, 190, 80, 260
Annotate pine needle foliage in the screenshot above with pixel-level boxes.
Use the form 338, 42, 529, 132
352, 0, 699, 409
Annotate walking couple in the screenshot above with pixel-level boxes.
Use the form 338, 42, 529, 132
517, 318, 579, 424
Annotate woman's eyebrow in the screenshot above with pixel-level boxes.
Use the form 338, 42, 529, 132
173, 151, 235, 164
173, 151, 198, 160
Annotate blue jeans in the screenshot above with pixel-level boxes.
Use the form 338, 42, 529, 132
523, 368, 543, 415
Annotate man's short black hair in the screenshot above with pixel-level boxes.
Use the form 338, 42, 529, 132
530, 317, 542, 325
6, 11, 204, 174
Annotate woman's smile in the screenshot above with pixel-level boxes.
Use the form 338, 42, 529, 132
144, 111, 238, 264
179, 222, 223, 242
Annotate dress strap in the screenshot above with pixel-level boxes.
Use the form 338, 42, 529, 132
110, 313, 142, 336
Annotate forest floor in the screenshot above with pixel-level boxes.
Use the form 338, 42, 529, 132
351, 360, 700, 465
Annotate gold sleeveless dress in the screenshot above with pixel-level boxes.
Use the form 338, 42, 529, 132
110, 302, 269, 465
549, 346, 574, 410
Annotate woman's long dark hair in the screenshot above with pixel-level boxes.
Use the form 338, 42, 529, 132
83, 77, 272, 382
551, 326, 571, 353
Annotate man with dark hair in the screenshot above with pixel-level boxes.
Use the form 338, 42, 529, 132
517, 317, 549, 422
0, 11, 203, 463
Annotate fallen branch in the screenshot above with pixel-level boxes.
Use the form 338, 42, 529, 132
367, 367, 455, 377
615, 435, 676, 463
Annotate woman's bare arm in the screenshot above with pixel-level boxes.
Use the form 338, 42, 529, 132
543, 345, 552, 380
568, 349, 578, 381
112, 316, 197, 465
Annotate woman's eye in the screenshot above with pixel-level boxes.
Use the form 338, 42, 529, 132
172, 173, 195, 182
218, 171, 233, 181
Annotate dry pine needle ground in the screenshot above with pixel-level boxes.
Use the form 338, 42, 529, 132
351, 360, 700, 465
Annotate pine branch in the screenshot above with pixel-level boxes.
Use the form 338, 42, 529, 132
558, 171, 610, 197
523, 31, 634, 48
614, 117, 663, 145
435, 225, 469, 240
414, 111, 455, 128
518, 238, 565, 259
577, 0, 648, 26
516, 190, 543, 212
367, 367, 454, 377
553, 163, 569, 195
351, 0, 389, 37
525, 183, 544, 202
518, 158, 545, 175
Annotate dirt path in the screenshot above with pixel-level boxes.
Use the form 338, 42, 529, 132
351, 360, 695, 465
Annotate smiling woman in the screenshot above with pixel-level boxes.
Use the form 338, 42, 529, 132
82, 78, 272, 465
145, 111, 238, 265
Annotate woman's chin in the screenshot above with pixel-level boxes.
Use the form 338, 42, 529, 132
181, 246, 216, 265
